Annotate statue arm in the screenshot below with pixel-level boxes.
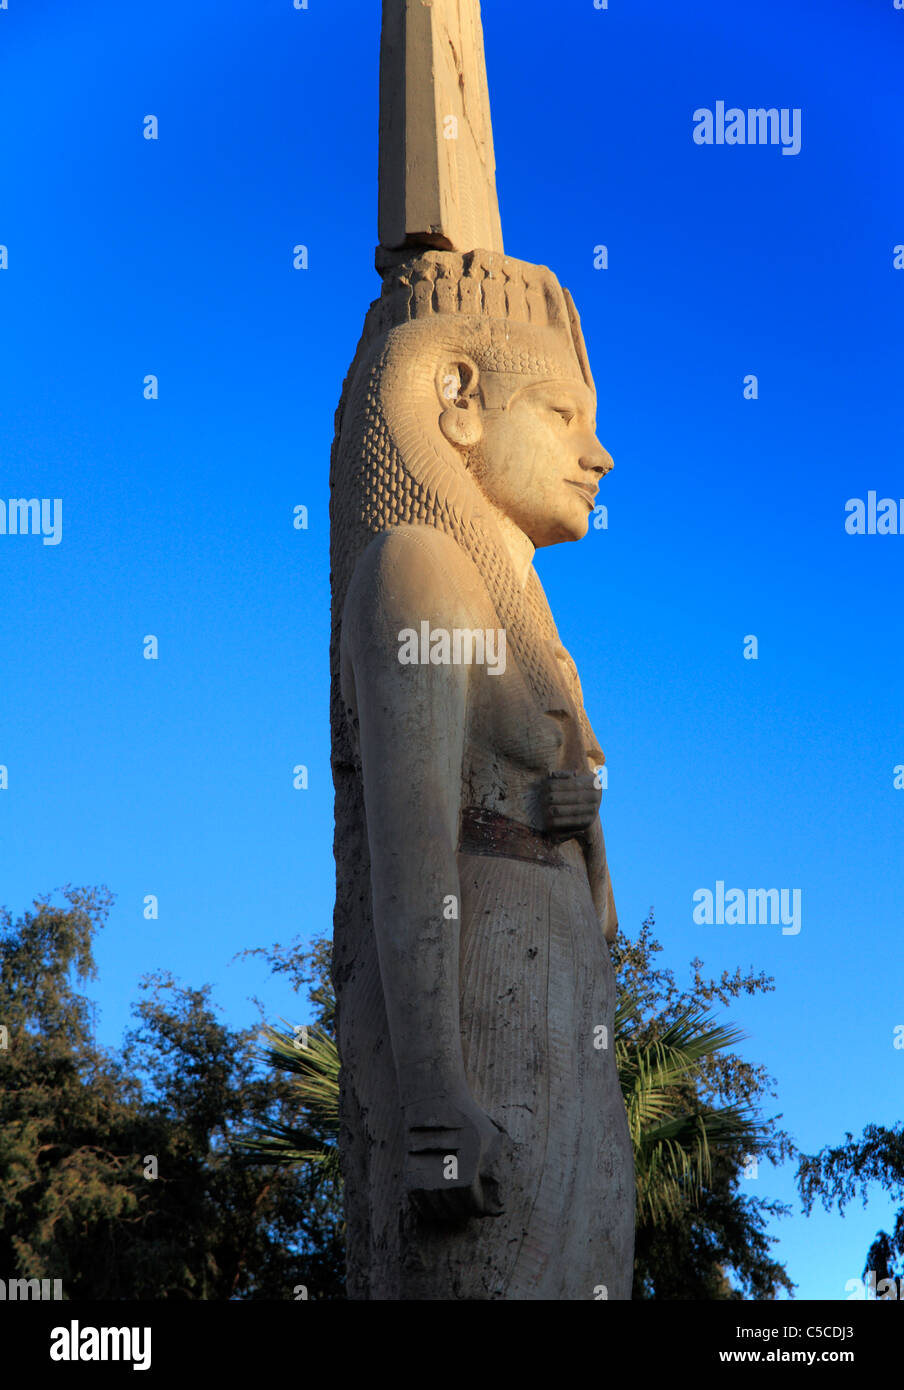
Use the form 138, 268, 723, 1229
341, 527, 504, 1217
341, 529, 471, 1103
584, 812, 618, 944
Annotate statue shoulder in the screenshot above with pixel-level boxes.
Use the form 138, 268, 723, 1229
344, 525, 490, 635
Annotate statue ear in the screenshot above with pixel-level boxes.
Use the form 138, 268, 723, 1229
436, 358, 484, 449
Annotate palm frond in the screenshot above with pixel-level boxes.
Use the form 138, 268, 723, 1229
233, 1021, 340, 1170
616, 989, 763, 1221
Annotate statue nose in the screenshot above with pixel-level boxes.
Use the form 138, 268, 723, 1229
580, 443, 614, 477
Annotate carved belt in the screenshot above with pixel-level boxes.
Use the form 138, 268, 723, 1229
458, 806, 566, 867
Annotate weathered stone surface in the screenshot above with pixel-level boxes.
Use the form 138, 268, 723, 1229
378, 0, 503, 253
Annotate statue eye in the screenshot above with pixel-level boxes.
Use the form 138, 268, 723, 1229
551, 406, 575, 425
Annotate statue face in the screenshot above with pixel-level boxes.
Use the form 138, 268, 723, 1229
469, 377, 613, 547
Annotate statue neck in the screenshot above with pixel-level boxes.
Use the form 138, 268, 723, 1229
482, 499, 535, 588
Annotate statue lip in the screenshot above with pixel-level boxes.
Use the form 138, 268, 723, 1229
565, 479, 598, 506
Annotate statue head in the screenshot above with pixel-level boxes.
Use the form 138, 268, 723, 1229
436, 354, 613, 547
333, 248, 612, 545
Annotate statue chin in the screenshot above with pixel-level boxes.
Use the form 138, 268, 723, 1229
560, 509, 593, 543
534, 512, 592, 547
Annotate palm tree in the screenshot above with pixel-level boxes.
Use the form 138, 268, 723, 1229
233, 1021, 341, 1181
614, 993, 763, 1224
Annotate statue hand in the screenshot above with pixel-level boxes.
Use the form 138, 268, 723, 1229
540, 770, 602, 839
403, 1093, 506, 1222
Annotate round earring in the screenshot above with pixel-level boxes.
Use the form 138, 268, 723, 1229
439, 405, 482, 448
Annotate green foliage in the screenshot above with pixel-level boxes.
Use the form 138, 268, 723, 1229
0, 887, 145, 1293
616, 992, 761, 1224
0, 888, 344, 1299
234, 1024, 341, 1181
797, 1123, 904, 1288
612, 912, 795, 1299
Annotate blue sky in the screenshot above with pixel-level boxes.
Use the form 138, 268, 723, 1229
1, 0, 902, 1299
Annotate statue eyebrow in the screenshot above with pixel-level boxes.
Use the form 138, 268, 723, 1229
513, 382, 588, 403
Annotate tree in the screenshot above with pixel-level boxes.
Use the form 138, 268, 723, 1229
233, 934, 342, 1186
0, 887, 344, 1299
797, 1124, 904, 1296
616, 991, 760, 1225
0, 886, 146, 1295
120, 970, 345, 1299
612, 912, 795, 1299
234, 1025, 341, 1180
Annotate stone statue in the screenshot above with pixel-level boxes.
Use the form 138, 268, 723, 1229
329, 0, 635, 1300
